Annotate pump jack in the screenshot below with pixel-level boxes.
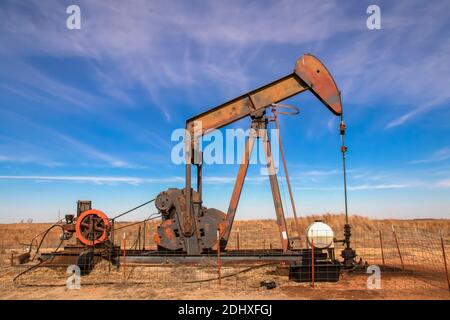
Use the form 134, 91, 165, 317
153, 53, 354, 263
32, 54, 355, 281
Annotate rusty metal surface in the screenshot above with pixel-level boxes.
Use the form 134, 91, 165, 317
154, 188, 226, 254
115, 53, 346, 259
123, 249, 323, 265
185, 75, 307, 136
260, 126, 290, 252
183, 54, 342, 248
121, 253, 304, 265
294, 53, 342, 116
76, 200, 92, 217
220, 128, 256, 247
185, 53, 341, 137
75, 209, 111, 246
40, 248, 327, 267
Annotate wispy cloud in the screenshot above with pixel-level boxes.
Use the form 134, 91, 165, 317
0, 109, 140, 169
0, 172, 429, 191
297, 169, 340, 177
0, 60, 105, 112
0, 175, 183, 185
0, 0, 361, 121
0, 154, 61, 167
348, 183, 415, 191
0, 174, 253, 186
0, 174, 298, 186
435, 179, 450, 188
293, 183, 416, 191
386, 96, 450, 129
1, 1, 449, 220
55, 133, 140, 168
325, 2, 450, 128
409, 147, 450, 164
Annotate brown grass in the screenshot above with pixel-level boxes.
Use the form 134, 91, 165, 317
0, 214, 448, 250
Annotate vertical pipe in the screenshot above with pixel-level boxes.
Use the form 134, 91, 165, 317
340, 117, 349, 226
440, 236, 450, 292
217, 230, 221, 285
185, 164, 194, 238
197, 163, 202, 203
185, 123, 200, 238
392, 226, 404, 270
311, 238, 315, 288
185, 127, 192, 235
340, 117, 355, 269
379, 230, 385, 266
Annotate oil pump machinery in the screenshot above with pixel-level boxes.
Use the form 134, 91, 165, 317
153, 54, 352, 261
27, 53, 355, 281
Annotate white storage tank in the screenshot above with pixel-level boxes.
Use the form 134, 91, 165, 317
306, 220, 334, 249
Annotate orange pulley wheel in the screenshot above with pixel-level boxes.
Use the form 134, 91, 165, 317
75, 209, 111, 246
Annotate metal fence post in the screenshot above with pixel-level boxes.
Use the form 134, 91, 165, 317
392, 226, 404, 270
217, 230, 221, 286
379, 230, 385, 266
236, 227, 240, 251
311, 238, 315, 288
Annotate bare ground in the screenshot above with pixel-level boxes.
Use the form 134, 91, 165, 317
1, 216, 449, 300
1, 257, 449, 300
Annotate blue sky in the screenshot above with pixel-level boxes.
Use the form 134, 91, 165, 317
0, 0, 449, 222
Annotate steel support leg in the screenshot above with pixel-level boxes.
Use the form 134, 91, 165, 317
261, 128, 290, 252
221, 131, 256, 247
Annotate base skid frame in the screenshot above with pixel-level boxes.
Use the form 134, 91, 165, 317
39, 246, 341, 282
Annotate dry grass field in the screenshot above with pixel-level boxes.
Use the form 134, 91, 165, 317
0, 214, 449, 300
